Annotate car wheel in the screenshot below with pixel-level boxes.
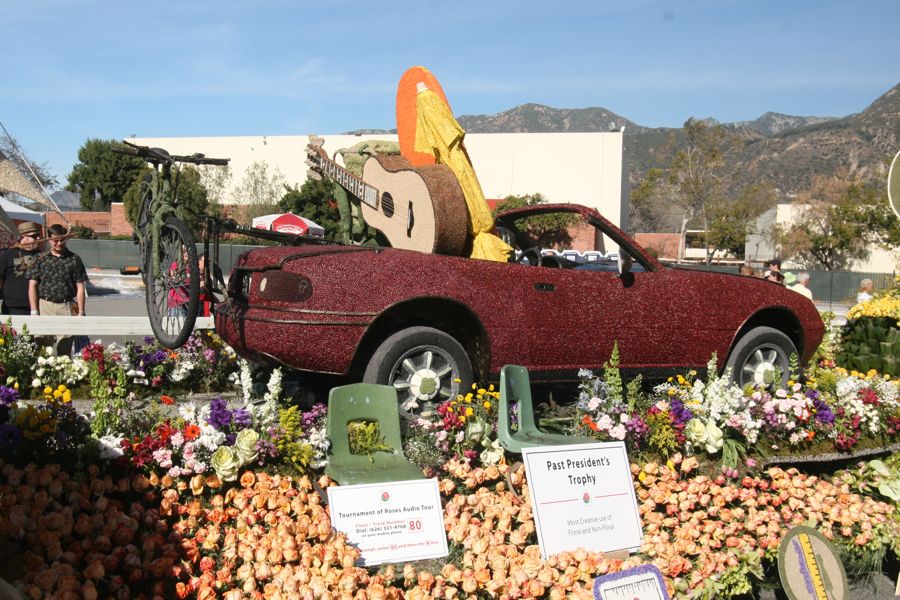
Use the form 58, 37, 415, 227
725, 326, 796, 388
363, 326, 474, 417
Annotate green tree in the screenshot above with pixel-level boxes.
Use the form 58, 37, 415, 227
629, 167, 680, 233
630, 118, 773, 263
705, 183, 776, 259
773, 175, 899, 270
492, 193, 577, 248
196, 164, 232, 218
231, 160, 288, 222
122, 165, 211, 237
66, 139, 146, 211
279, 176, 342, 240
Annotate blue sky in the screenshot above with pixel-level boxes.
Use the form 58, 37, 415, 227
2, 0, 898, 187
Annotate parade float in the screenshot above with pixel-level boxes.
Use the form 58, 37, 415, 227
0, 67, 898, 599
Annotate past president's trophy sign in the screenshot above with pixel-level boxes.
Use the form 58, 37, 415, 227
521, 441, 642, 559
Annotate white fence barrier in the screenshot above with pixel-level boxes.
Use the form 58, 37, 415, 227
4, 316, 214, 337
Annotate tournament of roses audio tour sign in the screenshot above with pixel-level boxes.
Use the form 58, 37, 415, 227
521, 442, 642, 559
327, 478, 448, 566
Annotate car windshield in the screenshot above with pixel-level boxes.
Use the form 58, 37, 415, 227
495, 205, 654, 272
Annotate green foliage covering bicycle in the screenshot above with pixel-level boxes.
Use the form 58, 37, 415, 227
113, 141, 230, 348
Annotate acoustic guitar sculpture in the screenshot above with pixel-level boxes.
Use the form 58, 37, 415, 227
306, 136, 468, 255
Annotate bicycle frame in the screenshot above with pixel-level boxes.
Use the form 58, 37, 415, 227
113, 140, 338, 345
139, 163, 180, 281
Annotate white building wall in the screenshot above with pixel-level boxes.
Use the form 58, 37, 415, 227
130, 132, 625, 228
746, 203, 897, 273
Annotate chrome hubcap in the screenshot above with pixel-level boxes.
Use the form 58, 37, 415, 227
390, 348, 456, 414
741, 344, 782, 386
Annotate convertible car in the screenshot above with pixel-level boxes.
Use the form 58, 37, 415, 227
215, 204, 824, 412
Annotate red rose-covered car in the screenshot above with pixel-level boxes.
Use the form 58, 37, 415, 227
215, 204, 824, 412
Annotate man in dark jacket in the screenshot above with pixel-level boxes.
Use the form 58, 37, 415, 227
0, 221, 45, 314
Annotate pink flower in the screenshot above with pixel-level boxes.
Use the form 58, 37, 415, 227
152, 448, 173, 469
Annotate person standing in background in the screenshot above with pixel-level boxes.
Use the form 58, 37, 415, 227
0, 222, 45, 314
857, 279, 875, 304
27, 224, 88, 355
791, 272, 813, 300
764, 258, 782, 274
764, 270, 784, 285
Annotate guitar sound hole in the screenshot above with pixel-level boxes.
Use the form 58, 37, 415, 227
381, 192, 395, 218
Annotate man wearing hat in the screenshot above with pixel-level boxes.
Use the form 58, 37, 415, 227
0, 222, 45, 315
27, 224, 88, 356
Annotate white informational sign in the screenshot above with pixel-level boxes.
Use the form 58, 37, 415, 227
522, 442, 642, 559
327, 478, 448, 566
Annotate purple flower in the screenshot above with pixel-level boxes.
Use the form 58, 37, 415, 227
625, 415, 650, 442
203, 348, 216, 363
813, 398, 835, 425
232, 408, 251, 429
207, 398, 233, 430
0, 386, 19, 408
300, 403, 328, 430
255, 439, 278, 465
669, 399, 693, 425
138, 349, 168, 370
0, 424, 21, 449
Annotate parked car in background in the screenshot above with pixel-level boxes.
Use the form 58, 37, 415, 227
216, 204, 824, 414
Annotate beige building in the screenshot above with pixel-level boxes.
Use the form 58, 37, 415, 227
746, 203, 897, 273
130, 132, 628, 230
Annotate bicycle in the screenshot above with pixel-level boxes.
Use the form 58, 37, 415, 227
114, 141, 335, 349
113, 141, 230, 348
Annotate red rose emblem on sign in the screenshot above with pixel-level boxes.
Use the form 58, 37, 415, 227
582, 492, 591, 504
381, 491, 391, 502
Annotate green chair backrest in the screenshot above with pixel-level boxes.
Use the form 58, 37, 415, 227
327, 383, 405, 458
499, 364, 538, 434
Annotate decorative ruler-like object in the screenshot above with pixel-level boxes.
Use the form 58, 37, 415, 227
777, 526, 848, 600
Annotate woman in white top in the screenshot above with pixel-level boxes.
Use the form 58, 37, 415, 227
856, 278, 874, 303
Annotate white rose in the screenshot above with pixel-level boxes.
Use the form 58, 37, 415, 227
234, 429, 259, 465
704, 421, 724, 454
210, 446, 242, 482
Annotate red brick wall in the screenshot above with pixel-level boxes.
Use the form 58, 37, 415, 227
47, 211, 111, 234
45, 203, 134, 237
634, 233, 681, 259
110, 203, 132, 236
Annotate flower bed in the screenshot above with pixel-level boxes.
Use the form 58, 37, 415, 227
0, 324, 899, 598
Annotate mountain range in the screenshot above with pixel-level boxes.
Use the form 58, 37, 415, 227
351, 83, 900, 198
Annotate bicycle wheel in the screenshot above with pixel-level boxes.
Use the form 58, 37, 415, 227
145, 215, 200, 348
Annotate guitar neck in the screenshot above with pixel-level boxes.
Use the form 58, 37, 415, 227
315, 154, 379, 209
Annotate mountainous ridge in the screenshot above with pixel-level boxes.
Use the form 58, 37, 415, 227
346, 83, 900, 198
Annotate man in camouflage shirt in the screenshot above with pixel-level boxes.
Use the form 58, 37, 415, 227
28, 224, 88, 355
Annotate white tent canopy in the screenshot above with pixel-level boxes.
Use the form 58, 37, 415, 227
0, 197, 43, 223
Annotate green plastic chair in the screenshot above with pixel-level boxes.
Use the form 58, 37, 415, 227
497, 365, 594, 453
324, 383, 425, 485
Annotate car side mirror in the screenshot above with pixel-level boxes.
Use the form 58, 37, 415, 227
617, 251, 633, 276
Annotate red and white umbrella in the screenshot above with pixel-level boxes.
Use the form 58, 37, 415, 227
251, 212, 325, 238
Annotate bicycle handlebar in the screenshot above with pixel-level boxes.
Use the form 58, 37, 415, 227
113, 140, 230, 166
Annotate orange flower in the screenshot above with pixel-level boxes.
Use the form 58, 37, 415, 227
199, 556, 216, 573
161, 395, 175, 405
183, 424, 201, 441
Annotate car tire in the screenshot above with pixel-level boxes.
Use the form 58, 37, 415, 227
725, 326, 796, 388
363, 326, 474, 417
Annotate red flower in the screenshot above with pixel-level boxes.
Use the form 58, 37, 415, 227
184, 424, 201, 441
161, 395, 175, 406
